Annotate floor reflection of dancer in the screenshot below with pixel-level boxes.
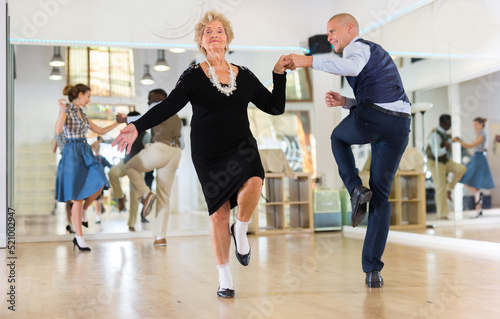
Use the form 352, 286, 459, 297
55, 84, 121, 251
453, 117, 496, 217
113, 11, 289, 298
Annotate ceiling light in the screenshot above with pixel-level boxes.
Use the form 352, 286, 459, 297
140, 64, 155, 85
153, 50, 170, 72
49, 46, 65, 67
49, 67, 63, 80
169, 48, 186, 54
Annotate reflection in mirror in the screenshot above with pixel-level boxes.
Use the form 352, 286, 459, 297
285, 68, 312, 102
13, 45, 315, 241
248, 109, 315, 176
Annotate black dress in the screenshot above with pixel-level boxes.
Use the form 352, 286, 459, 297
133, 63, 286, 215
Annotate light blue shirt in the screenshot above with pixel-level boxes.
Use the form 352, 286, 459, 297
312, 36, 411, 114
428, 126, 449, 158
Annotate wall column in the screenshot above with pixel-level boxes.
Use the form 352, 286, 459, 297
311, 67, 343, 190
449, 83, 463, 219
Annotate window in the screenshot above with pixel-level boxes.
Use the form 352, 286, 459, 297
67, 47, 135, 97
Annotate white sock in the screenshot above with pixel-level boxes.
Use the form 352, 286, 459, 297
234, 217, 250, 255
82, 209, 88, 222
95, 215, 101, 222
156, 236, 165, 240
75, 235, 88, 248
217, 263, 233, 290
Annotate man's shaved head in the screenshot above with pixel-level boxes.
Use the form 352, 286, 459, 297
329, 13, 359, 34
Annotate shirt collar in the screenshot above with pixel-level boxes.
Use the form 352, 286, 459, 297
437, 126, 447, 134
347, 36, 362, 47
148, 101, 161, 109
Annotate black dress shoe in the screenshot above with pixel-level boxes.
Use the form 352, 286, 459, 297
351, 185, 373, 227
365, 270, 383, 288
82, 221, 89, 228
217, 287, 235, 298
230, 223, 251, 266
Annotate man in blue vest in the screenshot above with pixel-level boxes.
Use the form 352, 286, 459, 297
285, 13, 411, 288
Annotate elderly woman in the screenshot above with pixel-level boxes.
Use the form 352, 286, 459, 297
113, 11, 288, 298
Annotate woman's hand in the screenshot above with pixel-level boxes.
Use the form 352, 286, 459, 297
273, 55, 290, 74
58, 99, 67, 110
112, 123, 138, 154
452, 137, 461, 143
325, 91, 345, 108
283, 54, 313, 70
116, 113, 127, 123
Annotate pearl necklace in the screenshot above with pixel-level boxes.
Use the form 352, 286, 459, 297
206, 59, 237, 96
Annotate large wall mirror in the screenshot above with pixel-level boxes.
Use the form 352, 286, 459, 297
12, 45, 312, 241
9, 0, 500, 245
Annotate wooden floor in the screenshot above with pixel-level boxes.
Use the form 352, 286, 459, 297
2, 224, 500, 318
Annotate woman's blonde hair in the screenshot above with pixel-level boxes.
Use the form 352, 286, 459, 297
194, 11, 234, 56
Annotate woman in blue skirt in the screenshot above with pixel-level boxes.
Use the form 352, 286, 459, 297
453, 117, 496, 217
55, 84, 121, 251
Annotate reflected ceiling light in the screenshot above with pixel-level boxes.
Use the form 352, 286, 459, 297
49, 67, 63, 80
169, 47, 186, 53
49, 46, 65, 67
153, 50, 170, 72
140, 64, 155, 85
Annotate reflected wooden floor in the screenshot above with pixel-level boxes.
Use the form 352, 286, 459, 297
411, 208, 500, 243
2, 230, 500, 318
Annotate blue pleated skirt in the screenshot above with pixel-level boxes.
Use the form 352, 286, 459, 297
55, 139, 110, 202
460, 152, 496, 189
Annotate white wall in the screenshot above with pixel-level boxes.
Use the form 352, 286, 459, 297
13, 45, 65, 143
8, 0, 429, 50
366, 0, 500, 58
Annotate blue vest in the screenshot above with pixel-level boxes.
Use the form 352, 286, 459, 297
346, 38, 409, 106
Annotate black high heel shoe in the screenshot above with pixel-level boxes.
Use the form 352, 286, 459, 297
474, 192, 484, 218
66, 225, 75, 234
230, 223, 251, 266
73, 238, 91, 251
475, 192, 484, 206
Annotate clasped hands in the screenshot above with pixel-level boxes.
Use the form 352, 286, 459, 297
273, 53, 313, 74
275, 54, 344, 108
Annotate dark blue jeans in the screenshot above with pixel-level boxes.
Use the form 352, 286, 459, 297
331, 105, 410, 273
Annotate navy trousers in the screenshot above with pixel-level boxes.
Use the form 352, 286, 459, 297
331, 105, 410, 273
